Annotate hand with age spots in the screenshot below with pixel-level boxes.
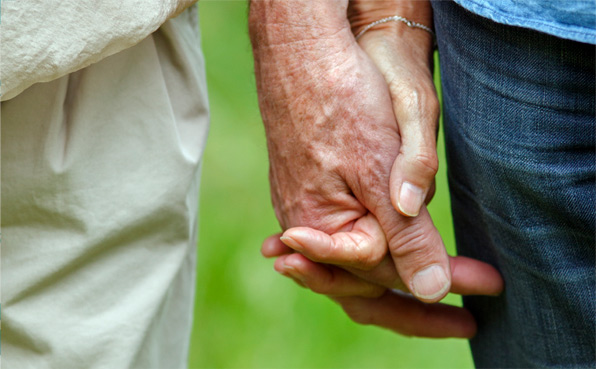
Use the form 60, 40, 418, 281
262, 223, 503, 338
250, 0, 504, 338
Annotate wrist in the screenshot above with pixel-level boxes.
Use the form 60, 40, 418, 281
348, 0, 433, 39
349, 0, 435, 66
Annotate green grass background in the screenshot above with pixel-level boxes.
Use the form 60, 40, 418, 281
189, 1, 473, 368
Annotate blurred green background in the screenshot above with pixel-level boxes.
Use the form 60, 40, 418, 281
189, 1, 473, 368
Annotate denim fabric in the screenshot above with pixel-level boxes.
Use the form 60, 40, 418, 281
432, 1, 595, 368
454, 0, 596, 45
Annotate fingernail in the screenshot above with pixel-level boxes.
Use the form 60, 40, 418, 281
411, 265, 450, 301
280, 236, 303, 252
398, 182, 425, 217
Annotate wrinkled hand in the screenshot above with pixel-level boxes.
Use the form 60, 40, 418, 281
262, 229, 504, 338
250, 0, 451, 303
349, 0, 439, 217
251, 0, 504, 338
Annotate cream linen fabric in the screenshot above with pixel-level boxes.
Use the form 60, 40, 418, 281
1, 2, 209, 368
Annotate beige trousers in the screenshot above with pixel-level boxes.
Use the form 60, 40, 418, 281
1, 3, 209, 368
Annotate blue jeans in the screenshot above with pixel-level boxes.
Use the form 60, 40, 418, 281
432, 2, 595, 368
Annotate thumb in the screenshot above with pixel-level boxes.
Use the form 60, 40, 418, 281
360, 34, 440, 217
389, 80, 440, 217
374, 204, 451, 303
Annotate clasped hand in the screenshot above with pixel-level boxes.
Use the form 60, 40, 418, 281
250, 0, 503, 338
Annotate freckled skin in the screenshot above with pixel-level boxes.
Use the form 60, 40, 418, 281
253, 27, 398, 230
249, 0, 448, 289
251, 0, 504, 339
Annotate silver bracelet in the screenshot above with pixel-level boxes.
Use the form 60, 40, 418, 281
354, 15, 435, 41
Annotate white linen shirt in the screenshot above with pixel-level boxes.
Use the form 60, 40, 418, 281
1, 2, 209, 368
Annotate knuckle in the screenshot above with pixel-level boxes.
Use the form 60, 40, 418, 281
342, 233, 384, 271
413, 151, 439, 177
359, 245, 386, 272
394, 82, 438, 113
347, 234, 373, 267
368, 247, 387, 270
386, 223, 433, 260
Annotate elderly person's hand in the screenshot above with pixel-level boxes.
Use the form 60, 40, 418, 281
250, 0, 451, 303
349, 0, 439, 218
262, 229, 503, 338
254, 0, 505, 337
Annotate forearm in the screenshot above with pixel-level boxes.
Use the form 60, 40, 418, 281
249, 0, 349, 47
249, 0, 353, 82
249, 0, 357, 179
253, 0, 452, 305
